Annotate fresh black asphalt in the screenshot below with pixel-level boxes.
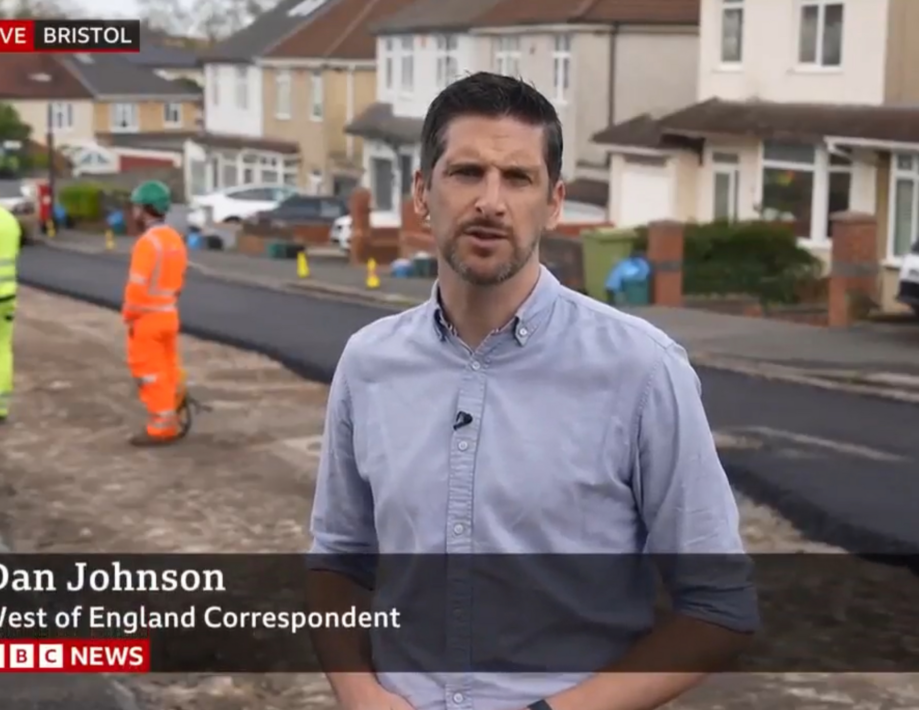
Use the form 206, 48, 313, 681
16, 245, 919, 559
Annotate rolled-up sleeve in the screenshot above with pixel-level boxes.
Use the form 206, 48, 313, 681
633, 343, 759, 633
307, 345, 377, 589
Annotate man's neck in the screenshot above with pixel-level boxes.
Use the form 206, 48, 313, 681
438, 260, 541, 350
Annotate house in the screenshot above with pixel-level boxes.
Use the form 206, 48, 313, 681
191, 0, 346, 199
344, 0, 700, 216
256, 0, 421, 198
0, 52, 202, 176
592, 0, 919, 312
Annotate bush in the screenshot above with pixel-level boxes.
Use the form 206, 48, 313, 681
632, 220, 822, 305
59, 182, 104, 222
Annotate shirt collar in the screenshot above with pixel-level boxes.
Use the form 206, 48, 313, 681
429, 264, 561, 346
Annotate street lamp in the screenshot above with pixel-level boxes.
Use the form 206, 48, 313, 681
28, 72, 55, 234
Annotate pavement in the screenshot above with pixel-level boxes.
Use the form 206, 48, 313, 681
15, 242, 919, 557
5, 287, 919, 709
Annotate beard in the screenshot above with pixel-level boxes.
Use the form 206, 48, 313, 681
440, 223, 539, 287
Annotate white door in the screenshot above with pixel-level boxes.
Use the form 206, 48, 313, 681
618, 163, 672, 227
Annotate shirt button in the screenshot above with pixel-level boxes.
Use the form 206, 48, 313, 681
517, 326, 528, 337
452, 523, 464, 535
457, 441, 468, 451
452, 693, 465, 704
470, 360, 481, 370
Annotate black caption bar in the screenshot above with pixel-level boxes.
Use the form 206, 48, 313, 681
33, 20, 141, 52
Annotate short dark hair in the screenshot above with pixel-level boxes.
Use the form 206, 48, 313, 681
419, 72, 563, 188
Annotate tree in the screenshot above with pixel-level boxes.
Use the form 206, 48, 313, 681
138, 0, 283, 42
3, 0, 78, 18
0, 103, 33, 177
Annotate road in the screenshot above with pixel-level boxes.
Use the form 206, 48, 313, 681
17, 244, 919, 555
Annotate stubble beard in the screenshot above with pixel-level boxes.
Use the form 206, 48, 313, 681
441, 235, 539, 287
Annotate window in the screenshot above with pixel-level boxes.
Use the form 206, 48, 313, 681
209, 67, 219, 106
383, 38, 394, 90
49, 102, 73, 131
242, 154, 257, 184
760, 140, 816, 239
283, 158, 299, 186
110, 103, 138, 132
720, 0, 744, 64
235, 66, 248, 110
220, 154, 238, 188
435, 35, 459, 89
163, 102, 182, 127
399, 153, 413, 196
798, 0, 844, 67
891, 154, 919, 259
372, 157, 393, 210
826, 152, 851, 237
310, 71, 323, 120
495, 35, 521, 77
260, 155, 279, 184
712, 152, 740, 221
400, 36, 414, 92
552, 34, 571, 104
276, 69, 291, 119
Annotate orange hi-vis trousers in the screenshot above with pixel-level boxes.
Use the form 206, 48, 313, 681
127, 312, 183, 437
123, 223, 188, 439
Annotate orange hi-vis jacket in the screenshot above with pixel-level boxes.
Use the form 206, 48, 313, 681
122, 223, 188, 323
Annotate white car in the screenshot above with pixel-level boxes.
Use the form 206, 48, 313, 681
897, 241, 919, 317
186, 184, 300, 228
331, 210, 401, 250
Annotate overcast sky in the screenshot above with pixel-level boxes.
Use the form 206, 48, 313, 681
82, 0, 140, 17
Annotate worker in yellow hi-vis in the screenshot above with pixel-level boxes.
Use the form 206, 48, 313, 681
0, 205, 22, 424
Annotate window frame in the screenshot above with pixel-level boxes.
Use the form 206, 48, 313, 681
719, 0, 744, 66
382, 38, 394, 90
109, 102, 139, 132
49, 101, 74, 132
552, 34, 571, 105
399, 36, 414, 93
235, 65, 249, 110
310, 71, 323, 121
797, 0, 844, 69
495, 35, 521, 77
712, 152, 740, 221
275, 69, 292, 119
889, 153, 919, 262
435, 34, 459, 89
163, 101, 182, 127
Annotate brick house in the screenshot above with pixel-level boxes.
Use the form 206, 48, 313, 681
592, 0, 919, 313
0, 52, 202, 177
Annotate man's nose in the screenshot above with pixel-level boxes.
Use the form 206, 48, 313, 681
474, 170, 507, 217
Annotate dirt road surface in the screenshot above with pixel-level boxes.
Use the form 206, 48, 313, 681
2, 286, 916, 710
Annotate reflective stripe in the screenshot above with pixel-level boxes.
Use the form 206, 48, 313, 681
135, 374, 158, 385
144, 232, 180, 299
128, 272, 148, 285
124, 303, 176, 314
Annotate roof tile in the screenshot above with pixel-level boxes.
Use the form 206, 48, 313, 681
0, 54, 92, 100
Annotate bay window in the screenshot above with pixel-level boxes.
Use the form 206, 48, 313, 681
760, 141, 815, 238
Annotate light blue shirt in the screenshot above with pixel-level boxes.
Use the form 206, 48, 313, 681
309, 265, 758, 710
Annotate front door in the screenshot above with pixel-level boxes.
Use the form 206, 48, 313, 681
372, 157, 393, 211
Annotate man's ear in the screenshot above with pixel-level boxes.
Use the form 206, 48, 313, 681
412, 169, 428, 220
545, 179, 566, 231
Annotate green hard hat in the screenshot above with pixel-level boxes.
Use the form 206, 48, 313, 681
130, 180, 171, 215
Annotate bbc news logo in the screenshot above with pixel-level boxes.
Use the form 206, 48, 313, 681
0, 640, 150, 672
0, 19, 140, 53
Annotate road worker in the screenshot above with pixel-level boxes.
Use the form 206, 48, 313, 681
122, 180, 188, 447
0, 205, 21, 424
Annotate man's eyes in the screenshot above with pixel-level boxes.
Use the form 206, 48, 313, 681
449, 167, 532, 184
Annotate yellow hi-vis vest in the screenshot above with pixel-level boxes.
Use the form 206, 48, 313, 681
0, 207, 20, 301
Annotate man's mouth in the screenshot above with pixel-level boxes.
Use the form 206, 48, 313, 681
464, 227, 506, 240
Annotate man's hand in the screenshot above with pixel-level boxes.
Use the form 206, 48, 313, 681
339, 682, 414, 710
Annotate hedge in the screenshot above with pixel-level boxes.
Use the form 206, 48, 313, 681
632, 220, 822, 305
58, 182, 131, 222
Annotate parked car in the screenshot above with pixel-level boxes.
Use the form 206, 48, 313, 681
330, 210, 401, 251
250, 194, 348, 227
186, 184, 300, 228
897, 240, 919, 317
0, 180, 37, 245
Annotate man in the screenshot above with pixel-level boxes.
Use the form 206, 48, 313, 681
308, 73, 758, 710
122, 180, 188, 447
0, 205, 21, 424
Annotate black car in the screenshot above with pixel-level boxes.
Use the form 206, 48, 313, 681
250, 194, 348, 227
